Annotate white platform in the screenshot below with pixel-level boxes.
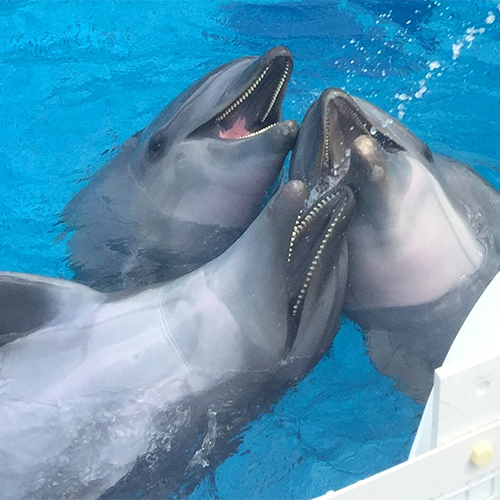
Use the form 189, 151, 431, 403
317, 270, 500, 500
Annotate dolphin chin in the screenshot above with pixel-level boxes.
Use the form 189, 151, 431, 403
291, 87, 500, 402
0, 181, 354, 499
63, 46, 299, 292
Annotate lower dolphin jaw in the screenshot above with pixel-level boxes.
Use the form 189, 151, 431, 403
191, 54, 293, 141
288, 186, 353, 322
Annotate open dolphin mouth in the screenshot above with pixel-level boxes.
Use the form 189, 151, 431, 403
320, 88, 404, 181
193, 50, 293, 141
287, 185, 353, 327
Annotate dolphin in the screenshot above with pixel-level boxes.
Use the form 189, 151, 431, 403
63, 47, 298, 292
290, 87, 500, 402
0, 180, 355, 499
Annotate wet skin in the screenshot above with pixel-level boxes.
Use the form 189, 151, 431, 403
0, 181, 355, 499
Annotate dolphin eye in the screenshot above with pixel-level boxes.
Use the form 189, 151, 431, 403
147, 135, 167, 161
423, 144, 434, 162
376, 133, 405, 154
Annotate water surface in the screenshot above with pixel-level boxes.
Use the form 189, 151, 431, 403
1, 1, 499, 498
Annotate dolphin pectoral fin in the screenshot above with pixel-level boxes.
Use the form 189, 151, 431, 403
0, 273, 100, 346
365, 326, 437, 403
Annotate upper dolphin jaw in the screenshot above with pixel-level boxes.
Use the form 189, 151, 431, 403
189, 47, 293, 142
286, 186, 354, 342
318, 89, 371, 183
317, 88, 406, 189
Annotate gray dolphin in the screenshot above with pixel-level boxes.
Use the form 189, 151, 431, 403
290, 87, 500, 402
63, 47, 298, 292
0, 181, 354, 499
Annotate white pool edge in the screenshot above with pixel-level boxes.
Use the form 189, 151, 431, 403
315, 269, 500, 500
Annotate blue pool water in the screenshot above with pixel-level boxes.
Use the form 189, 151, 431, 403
1, 1, 500, 498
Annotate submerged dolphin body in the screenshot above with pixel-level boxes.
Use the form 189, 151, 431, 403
63, 47, 298, 292
0, 181, 354, 499
291, 88, 500, 401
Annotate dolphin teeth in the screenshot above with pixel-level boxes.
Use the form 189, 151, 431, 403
234, 122, 278, 140
215, 64, 271, 123
323, 111, 343, 178
215, 59, 290, 133
289, 191, 349, 317
261, 61, 290, 123
324, 111, 331, 168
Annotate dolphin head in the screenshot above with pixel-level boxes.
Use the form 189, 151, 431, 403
290, 87, 432, 194
129, 46, 299, 228
291, 88, 483, 310
205, 180, 355, 377
63, 47, 300, 290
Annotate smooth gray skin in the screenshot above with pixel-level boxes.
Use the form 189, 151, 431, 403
290, 88, 500, 402
0, 181, 354, 499
63, 46, 298, 292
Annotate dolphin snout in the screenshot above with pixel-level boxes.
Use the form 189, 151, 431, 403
279, 120, 299, 137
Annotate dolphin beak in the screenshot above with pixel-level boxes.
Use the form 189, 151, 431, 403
192, 47, 294, 141
287, 185, 355, 347
317, 87, 404, 190
349, 134, 387, 184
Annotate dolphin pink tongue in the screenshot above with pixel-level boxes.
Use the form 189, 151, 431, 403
219, 116, 250, 139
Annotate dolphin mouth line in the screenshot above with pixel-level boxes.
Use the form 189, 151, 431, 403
193, 56, 292, 141
322, 95, 372, 180
321, 91, 403, 181
288, 187, 351, 319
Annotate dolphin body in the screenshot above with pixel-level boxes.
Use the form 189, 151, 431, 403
63, 47, 298, 292
0, 181, 354, 499
290, 88, 500, 402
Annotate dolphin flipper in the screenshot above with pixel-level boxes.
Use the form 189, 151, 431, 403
0, 273, 102, 346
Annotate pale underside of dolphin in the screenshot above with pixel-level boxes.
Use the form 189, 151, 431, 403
0, 181, 354, 499
62, 47, 298, 292
290, 87, 500, 402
